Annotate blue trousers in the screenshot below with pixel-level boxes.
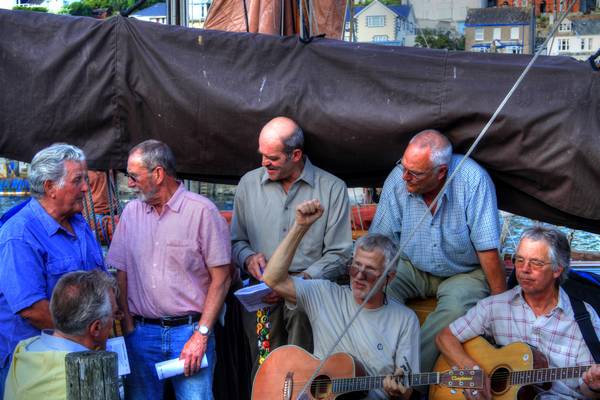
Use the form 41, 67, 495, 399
124, 321, 216, 400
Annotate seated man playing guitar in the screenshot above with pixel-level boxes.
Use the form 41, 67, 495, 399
261, 200, 420, 399
436, 226, 600, 399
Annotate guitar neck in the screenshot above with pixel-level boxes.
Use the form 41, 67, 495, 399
510, 365, 592, 386
332, 372, 440, 393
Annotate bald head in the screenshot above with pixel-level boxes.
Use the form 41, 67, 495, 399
259, 117, 304, 155
408, 129, 452, 167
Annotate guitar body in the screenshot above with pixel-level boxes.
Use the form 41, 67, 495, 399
430, 337, 549, 400
252, 345, 366, 400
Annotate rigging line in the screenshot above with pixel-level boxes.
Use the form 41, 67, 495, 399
297, 2, 578, 398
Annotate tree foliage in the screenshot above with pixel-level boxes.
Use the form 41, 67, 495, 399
415, 29, 465, 51
61, 0, 161, 16
13, 5, 48, 12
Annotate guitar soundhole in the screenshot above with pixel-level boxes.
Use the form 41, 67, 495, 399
490, 367, 510, 394
310, 375, 332, 399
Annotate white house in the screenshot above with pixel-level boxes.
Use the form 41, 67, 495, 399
548, 15, 600, 61
345, 0, 416, 46
131, 0, 211, 27
131, 2, 167, 24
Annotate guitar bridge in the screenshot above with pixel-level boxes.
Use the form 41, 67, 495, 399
283, 371, 293, 400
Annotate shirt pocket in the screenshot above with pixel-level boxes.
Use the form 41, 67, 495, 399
165, 239, 199, 272
441, 226, 472, 255
46, 257, 80, 276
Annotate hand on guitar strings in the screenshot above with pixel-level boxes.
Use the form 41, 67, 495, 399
582, 364, 600, 396
383, 368, 412, 400
460, 365, 491, 400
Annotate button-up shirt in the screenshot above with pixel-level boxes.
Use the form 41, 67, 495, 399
0, 198, 105, 365
450, 286, 600, 399
231, 157, 352, 280
106, 184, 231, 318
370, 155, 501, 277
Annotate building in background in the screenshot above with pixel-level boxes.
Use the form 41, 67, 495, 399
131, 2, 167, 23
409, 0, 488, 34
496, 0, 597, 15
547, 14, 600, 59
345, 0, 416, 46
465, 6, 535, 53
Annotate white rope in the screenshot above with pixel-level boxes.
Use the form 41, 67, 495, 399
297, 1, 578, 397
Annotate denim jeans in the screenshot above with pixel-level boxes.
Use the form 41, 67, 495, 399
0, 358, 9, 399
124, 320, 216, 400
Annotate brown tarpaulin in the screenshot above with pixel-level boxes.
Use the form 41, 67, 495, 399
204, 0, 347, 39
1, 10, 600, 232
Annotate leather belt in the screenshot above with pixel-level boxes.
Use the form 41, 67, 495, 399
133, 313, 201, 327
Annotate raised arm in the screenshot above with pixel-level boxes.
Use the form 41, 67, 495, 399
262, 200, 324, 305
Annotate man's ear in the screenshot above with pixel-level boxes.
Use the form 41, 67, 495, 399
43, 179, 57, 198
436, 164, 448, 181
291, 149, 303, 163
89, 319, 102, 338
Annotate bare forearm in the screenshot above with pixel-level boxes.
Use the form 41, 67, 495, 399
199, 266, 231, 330
18, 299, 53, 330
478, 249, 506, 294
263, 223, 309, 287
435, 327, 477, 369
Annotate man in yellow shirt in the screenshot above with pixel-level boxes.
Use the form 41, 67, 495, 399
4, 270, 117, 400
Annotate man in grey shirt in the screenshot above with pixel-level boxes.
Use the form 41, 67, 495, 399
262, 200, 419, 400
231, 116, 352, 369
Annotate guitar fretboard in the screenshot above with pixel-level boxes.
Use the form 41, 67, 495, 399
510, 365, 591, 385
332, 372, 440, 393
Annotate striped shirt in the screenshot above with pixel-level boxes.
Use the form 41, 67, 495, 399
450, 286, 600, 399
370, 154, 500, 277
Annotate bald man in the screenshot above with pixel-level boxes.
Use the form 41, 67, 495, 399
370, 129, 505, 373
231, 116, 352, 372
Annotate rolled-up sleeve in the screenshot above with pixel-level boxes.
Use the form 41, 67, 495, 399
230, 179, 255, 270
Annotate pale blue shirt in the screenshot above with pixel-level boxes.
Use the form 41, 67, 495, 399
370, 155, 501, 277
26, 330, 88, 352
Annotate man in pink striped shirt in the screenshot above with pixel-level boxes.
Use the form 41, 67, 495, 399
106, 140, 231, 400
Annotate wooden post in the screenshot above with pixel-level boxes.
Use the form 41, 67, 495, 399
66, 351, 119, 400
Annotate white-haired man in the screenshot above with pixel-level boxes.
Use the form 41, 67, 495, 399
370, 129, 505, 372
0, 143, 106, 394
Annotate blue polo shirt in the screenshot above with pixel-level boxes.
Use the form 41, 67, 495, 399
0, 198, 105, 367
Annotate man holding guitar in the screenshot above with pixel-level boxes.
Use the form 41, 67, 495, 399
436, 226, 600, 399
261, 200, 420, 399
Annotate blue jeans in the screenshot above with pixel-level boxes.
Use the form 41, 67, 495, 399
0, 358, 9, 400
124, 321, 216, 400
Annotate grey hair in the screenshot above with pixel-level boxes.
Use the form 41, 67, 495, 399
409, 129, 452, 167
50, 270, 118, 336
28, 143, 86, 199
519, 226, 570, 284
129, 140, 177, 177
354, 233, 398, 274
282, 125, 304, 155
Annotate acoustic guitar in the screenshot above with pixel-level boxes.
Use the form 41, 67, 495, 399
252, 345, 483, 400
430, 336, 594, 400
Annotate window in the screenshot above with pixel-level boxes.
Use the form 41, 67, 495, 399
372, 35, 389, 42
558, 39, 569, 51
493, 27, 501, 40
366, 16, 385, 27
507, 46, 522, 54
581, 38, 586, 50
510, 27, 519, 40
589, 38, 594, 50
475, 28, 484, 41
559, 21, 571, 32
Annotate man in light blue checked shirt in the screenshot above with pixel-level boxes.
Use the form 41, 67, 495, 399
370, 129, 506, 373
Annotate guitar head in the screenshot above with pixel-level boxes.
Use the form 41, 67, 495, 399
439, 369, 484, 390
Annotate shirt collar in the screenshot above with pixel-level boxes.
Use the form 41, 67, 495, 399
36, 330, 89, 352
143, 183, 186, 214
260, 156, 315, 188
30, 198, 79, 237
512, 285, 567, 315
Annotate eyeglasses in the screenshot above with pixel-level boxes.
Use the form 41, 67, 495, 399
348, 262, 381, 282
125, 167, 158, 183
513, 255, 553, 270
395, 160, 437, 180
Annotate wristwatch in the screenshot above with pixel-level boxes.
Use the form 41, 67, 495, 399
197, 324, 210, 336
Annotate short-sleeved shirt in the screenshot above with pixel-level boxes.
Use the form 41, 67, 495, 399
370, 154, 501, 277
106, 184, 231, 318
0, 198, 105, 366
231, 158, 352, 280
450, 286, 600, 399
290, 278, 421, 399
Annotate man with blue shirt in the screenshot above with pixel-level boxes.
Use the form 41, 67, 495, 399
4, 270, 118, 400
370, 129, 506, 373
0, 143, 106, 394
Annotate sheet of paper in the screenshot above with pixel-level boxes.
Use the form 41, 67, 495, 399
155, 355, 208, 380
233, 282, 273, 312
106, 336, 131, 376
